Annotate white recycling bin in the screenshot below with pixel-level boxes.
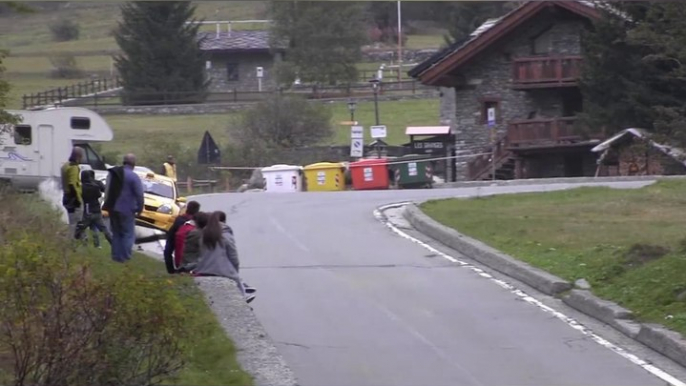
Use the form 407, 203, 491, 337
260, 164, 303, 193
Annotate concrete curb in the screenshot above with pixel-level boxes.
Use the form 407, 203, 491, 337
403, 204, 572, 296
402, 202, 686, 371
138, 251, 299, 386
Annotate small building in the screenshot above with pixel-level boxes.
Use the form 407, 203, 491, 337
409, 1, 609, 181
591, 128, 686, 177
199, 30, 285, 92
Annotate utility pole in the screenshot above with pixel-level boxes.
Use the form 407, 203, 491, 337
370, 79, 380, 125
397, 1, 402, 82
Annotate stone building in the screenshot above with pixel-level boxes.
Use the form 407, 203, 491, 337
592, 129, 686, 177
409, 1, 607, 181
199, 30, 285, 93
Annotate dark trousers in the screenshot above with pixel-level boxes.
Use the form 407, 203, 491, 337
110, 211, 136, 263
75, 212, 113, 247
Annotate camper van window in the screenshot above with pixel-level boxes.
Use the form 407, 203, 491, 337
13, 125, 32, 145
71, 117, 91, 130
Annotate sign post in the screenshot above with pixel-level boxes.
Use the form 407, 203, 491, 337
487, 107, 496, 181
350, 125, 364, 158
370, 125, 387, 158
256, 66, 264, 92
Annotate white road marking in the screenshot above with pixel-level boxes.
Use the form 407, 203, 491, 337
374, 202, 686, 386
270, 216, 311, 253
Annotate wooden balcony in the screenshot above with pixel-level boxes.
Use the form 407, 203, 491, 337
507, 117, 603, 147
512, 56, 583, 89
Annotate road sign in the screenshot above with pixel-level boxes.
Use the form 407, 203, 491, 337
370, 125, 387, 139
350, 138, 364, 157
351, 125, 364, 139
487, 107, 496, 127
197, 131, 221, 165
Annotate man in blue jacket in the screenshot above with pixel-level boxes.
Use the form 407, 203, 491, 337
103, 153, 144, 263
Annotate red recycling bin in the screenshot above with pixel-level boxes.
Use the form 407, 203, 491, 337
350, 158, 390, 190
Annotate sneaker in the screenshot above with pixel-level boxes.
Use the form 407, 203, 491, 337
245, 294, 256, 304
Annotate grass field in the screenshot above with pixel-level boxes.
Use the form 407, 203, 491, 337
1, 1, 445, 108
421, 180, 686, 335
101, 98, 439, 157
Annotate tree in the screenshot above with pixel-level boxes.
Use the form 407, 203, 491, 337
113, 1, 209, 106
269, 1, 368, 86
226, 95, 333, 166
0, 2, 28, 129
579, 2, 686, 146
439, 2, 520, 45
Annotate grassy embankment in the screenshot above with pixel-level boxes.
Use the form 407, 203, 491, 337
2, 1, 443, 162
2, 1, 445, 109
0, 191, 253, 385
421, 180, 686, 335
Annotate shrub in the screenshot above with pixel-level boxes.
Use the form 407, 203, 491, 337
49, 18, 80, 42
0, 193, 189, 386
48, 53, 85, 79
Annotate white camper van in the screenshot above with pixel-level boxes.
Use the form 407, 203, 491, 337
1, 107, 113, 192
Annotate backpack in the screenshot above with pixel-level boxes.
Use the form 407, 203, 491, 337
174, 221, 196, 270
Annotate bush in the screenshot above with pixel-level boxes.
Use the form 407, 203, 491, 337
0, 192, 189, 386
48, 53, 85, 79
49, 18, 80, 42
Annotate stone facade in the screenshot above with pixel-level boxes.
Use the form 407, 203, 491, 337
206, 52, 281, 93
599, 139, 686, 177
440, 8, 590, 180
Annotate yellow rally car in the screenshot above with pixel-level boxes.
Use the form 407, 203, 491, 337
103, 171, 187, 233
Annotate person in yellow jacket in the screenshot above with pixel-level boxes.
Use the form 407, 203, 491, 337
61, 147, 84, 237
161, 155, 177, 182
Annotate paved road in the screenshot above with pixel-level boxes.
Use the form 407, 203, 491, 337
183, 182, 685, 386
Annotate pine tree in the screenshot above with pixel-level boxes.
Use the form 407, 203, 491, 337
440, 2, 520, 46
579, 1, 686, 146
113, 1, 209, 106
269, 1, 368, 86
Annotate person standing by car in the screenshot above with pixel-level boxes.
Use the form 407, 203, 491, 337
103, 153, 144, 263
75, 170, 112, 248
164, 200, 200, 274
61, 147, 84, 237
161, 155, 177, 182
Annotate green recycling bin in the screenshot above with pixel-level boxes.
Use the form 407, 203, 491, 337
390, 154, 434, 189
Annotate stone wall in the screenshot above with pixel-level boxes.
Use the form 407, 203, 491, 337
441, 8, 589, 180
206, 52, 279, 92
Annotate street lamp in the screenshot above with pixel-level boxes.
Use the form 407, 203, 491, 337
369, 78, 380, 125
347, 99, 357, 122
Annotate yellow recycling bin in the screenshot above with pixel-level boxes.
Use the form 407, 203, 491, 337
303, 162, 346, 192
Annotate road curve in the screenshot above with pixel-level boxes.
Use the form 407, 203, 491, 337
188, 181, 684, 386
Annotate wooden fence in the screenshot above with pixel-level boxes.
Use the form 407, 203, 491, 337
22, 77, 123, 109
23, 79, 432, 109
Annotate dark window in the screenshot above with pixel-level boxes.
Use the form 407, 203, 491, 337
14, 125, 32, 145
480, 98, 502, 125
71, 117, 90, 130
227, 63, 239, 81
